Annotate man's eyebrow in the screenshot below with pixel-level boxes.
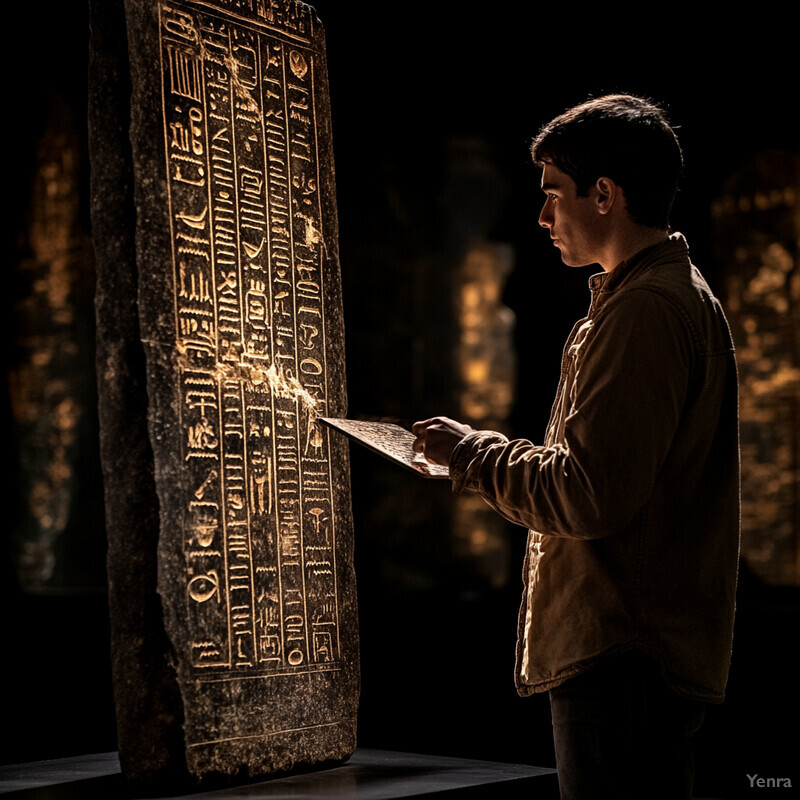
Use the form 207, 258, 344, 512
541, 182, 559, 192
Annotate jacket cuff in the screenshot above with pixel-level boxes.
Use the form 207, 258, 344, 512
449, 430, 510, 494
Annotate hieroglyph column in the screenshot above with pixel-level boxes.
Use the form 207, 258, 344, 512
90, 0, 358, 787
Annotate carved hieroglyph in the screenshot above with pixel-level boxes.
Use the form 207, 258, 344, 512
90, 0, 358, 786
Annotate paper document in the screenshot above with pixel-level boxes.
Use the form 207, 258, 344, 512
318, 418, 450, 480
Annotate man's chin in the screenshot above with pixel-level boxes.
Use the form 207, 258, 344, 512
559, 253, 582, 267
560, 252, 595, 269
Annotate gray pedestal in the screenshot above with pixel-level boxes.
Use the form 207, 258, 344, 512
0, 750, 558, 798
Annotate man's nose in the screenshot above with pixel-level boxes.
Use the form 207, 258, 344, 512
539, 204, 552, 228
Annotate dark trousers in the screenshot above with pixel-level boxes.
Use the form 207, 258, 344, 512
549, 651, 706, 800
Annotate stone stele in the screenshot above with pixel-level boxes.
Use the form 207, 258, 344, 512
89, 0, 359, 789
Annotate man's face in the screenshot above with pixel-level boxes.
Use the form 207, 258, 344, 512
538, 163, 604, 268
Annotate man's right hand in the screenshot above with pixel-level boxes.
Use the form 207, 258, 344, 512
411, 417, 475, 467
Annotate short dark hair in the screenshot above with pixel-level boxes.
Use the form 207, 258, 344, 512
531, 94, 683, 229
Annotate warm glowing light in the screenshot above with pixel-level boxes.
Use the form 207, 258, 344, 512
453, 242, 517, 588
719, 150, 800, 587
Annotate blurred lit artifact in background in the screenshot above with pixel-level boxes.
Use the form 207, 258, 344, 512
716, 150, 800, 587
9, 110, 100, 592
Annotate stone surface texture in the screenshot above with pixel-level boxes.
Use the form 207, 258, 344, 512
89, 0, 358, 788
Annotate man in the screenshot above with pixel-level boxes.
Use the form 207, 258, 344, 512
412, 94, 740, 800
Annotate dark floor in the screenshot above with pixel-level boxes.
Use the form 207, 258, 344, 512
0, 750, 559, 799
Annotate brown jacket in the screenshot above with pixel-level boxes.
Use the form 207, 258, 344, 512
450, 233, 740, 702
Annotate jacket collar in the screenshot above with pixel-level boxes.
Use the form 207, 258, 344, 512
588, 232, 689, 297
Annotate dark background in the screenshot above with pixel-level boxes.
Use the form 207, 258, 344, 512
3, 3, 797, 799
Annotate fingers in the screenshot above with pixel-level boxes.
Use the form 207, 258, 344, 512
412, 418, 433, 455
411, 417, 441, 434
411, 417, 471, 466
412, 417, 439, 453
412, 417, 448, 453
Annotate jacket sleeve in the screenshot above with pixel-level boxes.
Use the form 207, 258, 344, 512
449, 288, 693, 539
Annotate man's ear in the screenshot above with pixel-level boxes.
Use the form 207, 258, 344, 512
594, 176, 618, 215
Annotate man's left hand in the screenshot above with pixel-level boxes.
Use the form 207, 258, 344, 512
411, 417, 475, 466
